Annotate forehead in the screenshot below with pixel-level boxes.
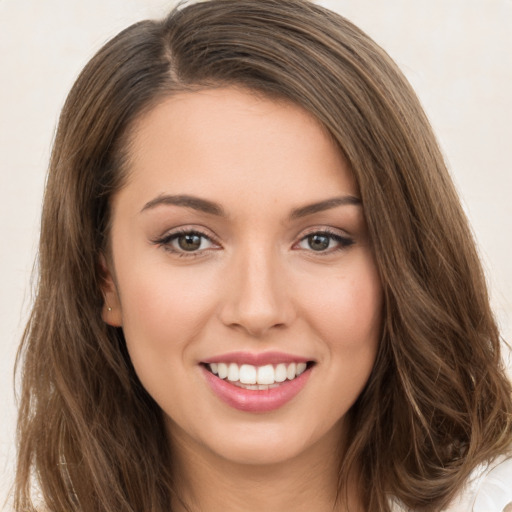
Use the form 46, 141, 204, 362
116, 87, 357, 215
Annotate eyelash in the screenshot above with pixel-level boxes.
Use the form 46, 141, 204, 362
152, 228, 354, 257
152, 228, 219, 257
295, 229, 354, 255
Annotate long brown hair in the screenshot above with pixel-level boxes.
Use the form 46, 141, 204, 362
15, 1, 512, 510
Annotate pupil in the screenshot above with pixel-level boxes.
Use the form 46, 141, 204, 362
178, 234, 201, 251
308, 234, 329, 251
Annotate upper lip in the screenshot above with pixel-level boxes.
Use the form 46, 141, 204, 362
201, 351, 312, 366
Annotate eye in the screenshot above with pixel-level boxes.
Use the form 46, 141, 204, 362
174, 232, 210, 251
153, 229, 219, 255
296, 230, 354, 253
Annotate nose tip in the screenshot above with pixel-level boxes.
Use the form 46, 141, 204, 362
220, 285, 289, 337
218, 252, 293, 337
232, 303, 287, 337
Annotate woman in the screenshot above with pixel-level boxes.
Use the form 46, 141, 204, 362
14, 1, 512, 511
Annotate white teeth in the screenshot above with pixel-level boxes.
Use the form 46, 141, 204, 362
233, 382, 281, 390
239, 364, 257, 384
275, 363, 287, 382
286, 362, 296, 380
227, 363, 239, 382
257, 364, 275, 385
217, 363, 228, 379
296, 362, 307, 375
207, 361, 310, 385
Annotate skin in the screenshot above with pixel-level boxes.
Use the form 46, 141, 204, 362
102, 87, 382, 511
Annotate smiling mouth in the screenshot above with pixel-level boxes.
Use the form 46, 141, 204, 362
203, 361, 315, 390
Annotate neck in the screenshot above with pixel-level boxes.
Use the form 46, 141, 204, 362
168, 422, 364, 512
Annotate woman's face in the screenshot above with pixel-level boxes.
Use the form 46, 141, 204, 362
103, 87, 382, 466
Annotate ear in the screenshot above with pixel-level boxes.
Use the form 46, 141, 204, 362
99, 253, 123, 327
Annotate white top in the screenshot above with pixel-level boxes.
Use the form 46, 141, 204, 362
391, 454, 512, 512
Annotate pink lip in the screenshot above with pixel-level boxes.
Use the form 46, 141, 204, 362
202, 351, 311, 366
201, 364, 312, 413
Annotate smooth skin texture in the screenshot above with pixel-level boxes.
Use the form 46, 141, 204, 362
102, 87, 382, 511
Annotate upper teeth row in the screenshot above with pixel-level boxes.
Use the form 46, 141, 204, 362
209, 362, 307, 385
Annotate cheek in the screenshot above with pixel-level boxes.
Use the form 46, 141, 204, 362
295, 252, 382, 413
115, 262, 223, 412
299, 255, 382, 352
284, 255, 382, 434
115, 260, 221, 358
315, 259, 382, 409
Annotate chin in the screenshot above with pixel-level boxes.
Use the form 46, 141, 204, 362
190, 417, 340, 468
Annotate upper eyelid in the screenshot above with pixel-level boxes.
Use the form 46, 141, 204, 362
151, 228, 220, 253
293, 227, 355, 249
152, 229, 221, 258
152, 225, 353, 247
154, 225, 218, 241
295, 226, 353, 239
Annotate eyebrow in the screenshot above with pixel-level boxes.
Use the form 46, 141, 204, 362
289, 195, 361, 219
140, 193, 361, 218
141, 194, 226, 216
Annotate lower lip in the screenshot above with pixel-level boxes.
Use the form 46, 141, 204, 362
202, 366, 312, 413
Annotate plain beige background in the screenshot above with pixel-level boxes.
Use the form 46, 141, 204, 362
1, 0, 511, 508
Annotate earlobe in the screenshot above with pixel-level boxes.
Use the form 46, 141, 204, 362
99, 253, 123, 327
102, 299, 123, 327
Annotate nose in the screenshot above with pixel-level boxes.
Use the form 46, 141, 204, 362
218, 246, 295, 337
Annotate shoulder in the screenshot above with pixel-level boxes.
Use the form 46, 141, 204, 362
467, 454, 512, 512
390, 454, 512, 512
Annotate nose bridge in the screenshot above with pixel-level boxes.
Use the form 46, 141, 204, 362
220, 241, 291, 336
